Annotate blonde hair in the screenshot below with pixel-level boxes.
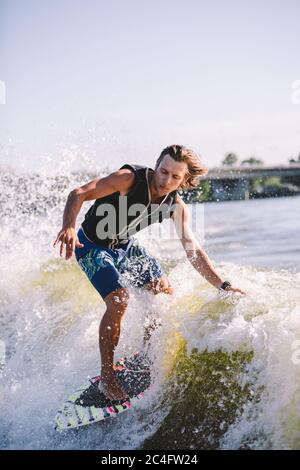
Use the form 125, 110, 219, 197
155, 144, 208, 189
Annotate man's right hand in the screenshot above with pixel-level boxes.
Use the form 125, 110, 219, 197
53, 227, 84, 260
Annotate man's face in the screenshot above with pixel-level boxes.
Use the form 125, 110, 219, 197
155, 155, 188, 195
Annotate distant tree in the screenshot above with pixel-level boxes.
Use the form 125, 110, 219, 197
249, 177, 263, 193
179, 180, 212, 203
241, 157, 263, 166
199, 180, 212, 201
264, 176, 282, 187
222, 153, 238, 166
289, 154, 300, 163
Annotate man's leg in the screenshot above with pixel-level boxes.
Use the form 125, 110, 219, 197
99, 287, 129, 401
142, 276, 173, 348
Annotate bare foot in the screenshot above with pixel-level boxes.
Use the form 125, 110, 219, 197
101, 371, 128, 402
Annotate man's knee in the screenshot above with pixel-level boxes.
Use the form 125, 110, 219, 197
104, 288, 129, 317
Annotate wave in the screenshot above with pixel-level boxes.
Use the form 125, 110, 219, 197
1, 170, 300, 449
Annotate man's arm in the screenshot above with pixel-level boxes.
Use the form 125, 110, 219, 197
171, 195, 246, 294
53, 169, 135, 259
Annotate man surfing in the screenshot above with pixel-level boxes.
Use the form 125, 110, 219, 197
53, 145, 246, 402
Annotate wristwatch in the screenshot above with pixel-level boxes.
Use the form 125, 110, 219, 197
219, 281, 232, 291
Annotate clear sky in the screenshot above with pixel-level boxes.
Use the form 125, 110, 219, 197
1, 0, 300, 173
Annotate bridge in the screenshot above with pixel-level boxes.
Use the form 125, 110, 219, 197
201, 164, 300, 201
204, 164, 300, 180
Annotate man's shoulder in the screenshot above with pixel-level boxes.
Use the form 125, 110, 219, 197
170, 193, 189, 221
105, 167, 136, 193
119, 163, 150, 174
174, 192, 187, 208
116, 167, 136, 179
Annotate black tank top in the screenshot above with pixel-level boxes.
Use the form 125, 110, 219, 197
81, 164, 177, 248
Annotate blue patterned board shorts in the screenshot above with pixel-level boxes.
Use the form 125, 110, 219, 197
74, 227, 164, 300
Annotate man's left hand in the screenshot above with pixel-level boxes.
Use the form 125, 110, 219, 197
223, 286, 247, 295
